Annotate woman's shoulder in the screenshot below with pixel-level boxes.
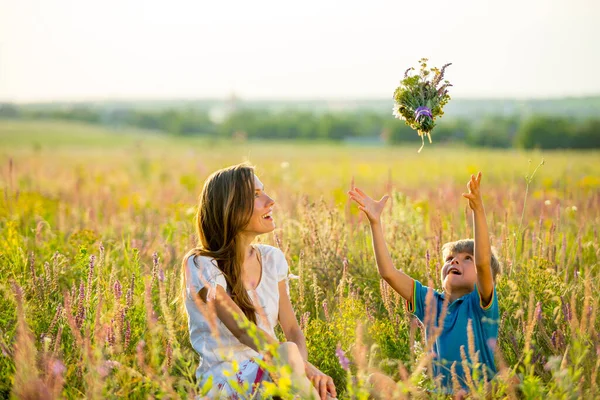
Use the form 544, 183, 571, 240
184, 251, 219, 271
256, 244, 285, 260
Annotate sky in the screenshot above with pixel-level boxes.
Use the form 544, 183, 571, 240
1, 0, 599, 102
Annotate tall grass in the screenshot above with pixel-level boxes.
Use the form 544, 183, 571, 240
0, 120, 599, 398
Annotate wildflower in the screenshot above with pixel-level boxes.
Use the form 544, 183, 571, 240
535, 302, 543, 322
299, 312, 310, 332
335, 343, 350, 371
322, 300, 330, 322
152, 252, 159, 286
124, 320, 131, 348
50, 359, 66, 376
545, 200, 552, 206
280, 161, 290, 169
158, 268, 165, 282
113, 280, 122, 300
106, 324, 115, 347
392, 104, 404, 120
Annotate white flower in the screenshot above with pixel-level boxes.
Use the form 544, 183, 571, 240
544, 200, 551, 206
281, 161, 290, 169
392, 104, 405, 120
571, 206, 577, 212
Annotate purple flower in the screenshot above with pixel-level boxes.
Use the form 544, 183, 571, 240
300, 312, 310, 332
152, 252, 159, 269
535, 302, 542, 322
158, 268, 165, 283
114, 280, 122, 300
124, 320, 131, 348
414, 106, 433, 121
336, 343, 350, 371
323, 300, 330, 322
51, 359, 66, 376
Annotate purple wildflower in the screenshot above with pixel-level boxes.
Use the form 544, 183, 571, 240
51, 359, 66, 376
414, 106, 433, 121
119, 308, 125, 331
113, 279, 122, 300
366, 304, 374, 323
124, 320, 131, 348
152, 252, 159, 284
106, 324, 115, 347
323, 300, 330, 322
158, 268, 165, 283
336, 343, 350, 371
535, 302, 543, 322
300, 312, 310, 332
99, 242, 105, 261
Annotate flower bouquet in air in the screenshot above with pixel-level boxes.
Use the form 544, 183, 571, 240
392, 58, 452, 152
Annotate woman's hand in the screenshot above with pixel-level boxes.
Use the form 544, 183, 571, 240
305, 362, 337, 399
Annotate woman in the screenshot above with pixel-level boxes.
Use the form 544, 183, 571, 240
182, 164, 336, 399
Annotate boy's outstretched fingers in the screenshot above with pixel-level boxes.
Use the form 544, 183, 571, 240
348, 189, 365, 207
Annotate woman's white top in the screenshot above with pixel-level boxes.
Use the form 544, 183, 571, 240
184, 244, 289, 385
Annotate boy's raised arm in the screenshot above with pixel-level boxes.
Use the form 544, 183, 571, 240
348, 187, 414, 302
462, 172, 494, 306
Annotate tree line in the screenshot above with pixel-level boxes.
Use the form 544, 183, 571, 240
1, 103, 599, 149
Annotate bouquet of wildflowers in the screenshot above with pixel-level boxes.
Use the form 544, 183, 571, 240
392, 58, 452, 152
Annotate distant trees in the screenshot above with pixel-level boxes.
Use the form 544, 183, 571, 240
515, 116, 600, 149
1, 103, 599, 149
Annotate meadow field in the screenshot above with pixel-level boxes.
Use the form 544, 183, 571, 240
1, 120, 599, 399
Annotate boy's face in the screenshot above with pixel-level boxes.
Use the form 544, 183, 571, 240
441, 251, 477, 295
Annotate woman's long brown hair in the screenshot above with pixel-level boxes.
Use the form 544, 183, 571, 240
182, 163, 258, 324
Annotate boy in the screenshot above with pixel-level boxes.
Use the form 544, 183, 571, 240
348, 172, 500, 395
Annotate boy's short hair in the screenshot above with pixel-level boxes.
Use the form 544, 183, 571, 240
441, 239, 501, 282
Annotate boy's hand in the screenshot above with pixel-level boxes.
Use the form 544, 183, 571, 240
348, 187, 389, 224
462, 172, 484, 212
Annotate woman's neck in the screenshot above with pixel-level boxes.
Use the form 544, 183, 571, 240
238, 232, 258, 261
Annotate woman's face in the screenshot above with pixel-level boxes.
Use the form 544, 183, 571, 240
242, 175, 276, 235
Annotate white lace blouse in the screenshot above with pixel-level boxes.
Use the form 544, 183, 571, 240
184, 244, 289, 386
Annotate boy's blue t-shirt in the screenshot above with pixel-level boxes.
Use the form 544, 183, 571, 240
407, 280, 499, 390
